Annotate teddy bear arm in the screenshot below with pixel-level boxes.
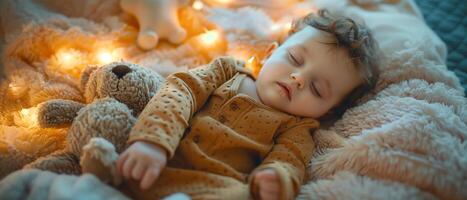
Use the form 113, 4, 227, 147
80, 138, 121, 186
23, 149, 81, 175
37, 99, 85, 128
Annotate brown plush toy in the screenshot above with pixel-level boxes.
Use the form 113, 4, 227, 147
23, 62, 165, 175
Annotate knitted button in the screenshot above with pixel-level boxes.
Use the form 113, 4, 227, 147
229, 101, 240, 111
193, 135, 200, 143
219, 115, 227, 123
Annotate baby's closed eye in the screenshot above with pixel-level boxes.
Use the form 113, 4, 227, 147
287, 49, 303, 66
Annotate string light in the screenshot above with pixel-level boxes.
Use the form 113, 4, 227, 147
8, 81, 27, 98
214, 0, 232, 5
193, 0, 204, 10
96, 49, 121, 65
284, 22, 292, 32
198, 30, 221, 47
246, 56, 256, 70
14, 107, 39, 128
270, 23, 282, 33
270, 20, 293, 42
55, 49, 84, 70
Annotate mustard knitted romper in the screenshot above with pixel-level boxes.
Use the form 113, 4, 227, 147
125, 57, 319, 200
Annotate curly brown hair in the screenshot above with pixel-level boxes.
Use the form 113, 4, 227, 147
288, 9, 381, 121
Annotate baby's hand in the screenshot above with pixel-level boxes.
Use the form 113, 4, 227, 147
117, 141, 167, 190
254, 169, 280, 200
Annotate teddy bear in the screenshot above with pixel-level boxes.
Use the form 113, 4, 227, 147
120, 0, 191, 50
22, 62, 165, 175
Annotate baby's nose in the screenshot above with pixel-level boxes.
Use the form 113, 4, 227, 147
112, 65, 132, 79
290, 73, 305, 89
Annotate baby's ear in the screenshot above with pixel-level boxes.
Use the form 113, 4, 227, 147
265, 42, 279, 58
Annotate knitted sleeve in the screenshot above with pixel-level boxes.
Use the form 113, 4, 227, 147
128, 57, 242, 157
249, 118, 319, 200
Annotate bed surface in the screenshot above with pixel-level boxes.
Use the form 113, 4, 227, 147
415, 0, 467, 92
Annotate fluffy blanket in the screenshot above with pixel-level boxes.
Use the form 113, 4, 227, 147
0, 169, 131, 200
0, 169, 190, 200
0, 0, 465, 199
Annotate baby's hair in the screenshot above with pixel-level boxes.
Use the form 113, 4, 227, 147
289, 9, 381, 120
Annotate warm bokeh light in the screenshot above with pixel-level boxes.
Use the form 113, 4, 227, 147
270, 21, 293, 42
8, 81, 27, 98
271, 21, 292, 33
199, 30, 221, 47
97, 51, 113, 64
14, 107, 39, 128
188, 29, 227, 61
96, 49, 121, 65
270, 23, 282, 33
55, 49, 84, 70
193, 0, 204, 10
245, 56, 260, 76
284, 22, 292, 32
247, 56, 256, 69
214, 0, 232, 5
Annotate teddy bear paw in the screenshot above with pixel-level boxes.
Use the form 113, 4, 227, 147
138, 30, 160, 50
81, 137, 122, 186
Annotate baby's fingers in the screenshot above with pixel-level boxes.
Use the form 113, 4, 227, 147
131, 162, 147, 181
140, 167, 161, 190
123, 157, 137, 179
116, 153, 129, 176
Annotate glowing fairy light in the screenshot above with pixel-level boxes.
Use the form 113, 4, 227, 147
270, 23, 282, 32
97, 51, 113, 64
270, 21, 293, 42
193, 0, 204, 10
96, 49, 120, 65
8, 81, 27, 98
14, 107, 39, 128
284, 22, 292, 32
247, 56, 256, 67
188, 29, 227, 60
199, 30, 221, 47
245, 56, 259, 73
55, 49, 83, 70
270, 21, 292, 34
215, 0, 232, 5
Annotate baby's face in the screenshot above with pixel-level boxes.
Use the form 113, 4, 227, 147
256, 26, 363, 118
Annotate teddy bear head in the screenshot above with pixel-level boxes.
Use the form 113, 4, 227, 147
81, 62, 165, 115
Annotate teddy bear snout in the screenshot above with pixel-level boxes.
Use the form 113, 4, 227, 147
111, 65, 132, 79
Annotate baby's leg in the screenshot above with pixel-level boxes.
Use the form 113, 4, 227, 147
123, 167, 252, 200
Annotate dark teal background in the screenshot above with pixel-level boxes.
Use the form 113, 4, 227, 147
415, 0, 466, 92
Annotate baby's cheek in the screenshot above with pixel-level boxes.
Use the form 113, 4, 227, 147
290, 97, 327, 118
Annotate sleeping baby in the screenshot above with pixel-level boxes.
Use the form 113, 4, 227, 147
117, 9, 381, 200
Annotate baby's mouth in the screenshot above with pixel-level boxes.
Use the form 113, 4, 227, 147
277, 81, 291, 101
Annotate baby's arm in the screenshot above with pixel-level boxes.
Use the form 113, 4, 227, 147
117, 57, 243, 190
250, 119, 319, 200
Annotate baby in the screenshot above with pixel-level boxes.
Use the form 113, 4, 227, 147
117, 10, 380, 200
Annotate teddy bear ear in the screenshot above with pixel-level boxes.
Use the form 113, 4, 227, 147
80, 65, 98, 91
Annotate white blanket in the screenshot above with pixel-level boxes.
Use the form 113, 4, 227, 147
0, 0, 465, 199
